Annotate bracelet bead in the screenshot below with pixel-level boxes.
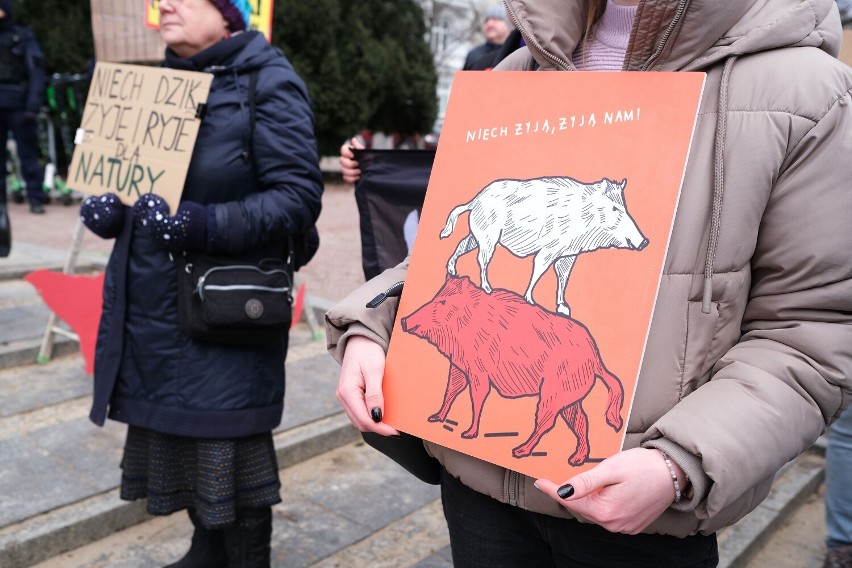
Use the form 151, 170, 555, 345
660, 450, 682, 503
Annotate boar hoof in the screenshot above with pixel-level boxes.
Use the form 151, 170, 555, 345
482, 284, 492, 294
568, 452, 588, 466
607, 414, 623, 431
512, 446, 531, 458
446, 265, 457, 276
557, 304, 572, 317
427, 414, 444, 423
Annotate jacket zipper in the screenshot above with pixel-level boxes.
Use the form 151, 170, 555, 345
196, 265, 292, 302
639, 0, 688, 71
366, 281, 405, 309
505, 5, 573, 71
507, 470, 520, 506
201, 283, 291, 296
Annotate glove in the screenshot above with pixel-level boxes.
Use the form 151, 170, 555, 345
133, 193, 210, 252
80, 193, 125, 239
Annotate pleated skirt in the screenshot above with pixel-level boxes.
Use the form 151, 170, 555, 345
119, 425, 282, 529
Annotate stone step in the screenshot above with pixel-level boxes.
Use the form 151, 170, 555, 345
740, 487, 828, 567
0, 322, 354, 568
0, 242, 106, 283
0, 278, 80, 371
30, 441, 447, 568
24, 439, 829, 568
718, 439, 827, 568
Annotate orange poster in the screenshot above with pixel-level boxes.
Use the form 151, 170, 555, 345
383, 71, 705, 482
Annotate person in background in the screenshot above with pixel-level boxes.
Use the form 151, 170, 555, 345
337, 131, 420, 185
0, 0, 46, 214
79, 0, 323, 566
338, 5, 518, 183
463, 4, 512, 71
328, 0, 852, 566
338, 135, 366, 185
837, 0, 852, 25
824, 408, 852, 567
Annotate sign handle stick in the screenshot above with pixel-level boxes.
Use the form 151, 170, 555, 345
36, 216, 85, 364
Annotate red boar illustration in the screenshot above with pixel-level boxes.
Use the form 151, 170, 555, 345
401, 275, 624, 465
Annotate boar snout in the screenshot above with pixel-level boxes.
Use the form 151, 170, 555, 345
401, 316, 419, 334
628, 237, 649, 251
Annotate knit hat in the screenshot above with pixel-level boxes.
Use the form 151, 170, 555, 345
484, 4, 508, 24
208, 0, 252, 32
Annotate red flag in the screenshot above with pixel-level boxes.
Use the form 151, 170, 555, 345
291, 282, 306, 330
24, 270, 104, 375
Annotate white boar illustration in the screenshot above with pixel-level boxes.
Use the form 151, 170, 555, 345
440, 176, 648, 316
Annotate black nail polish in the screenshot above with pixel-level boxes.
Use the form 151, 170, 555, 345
371, 407, 383, 423
557, 484, 574, 499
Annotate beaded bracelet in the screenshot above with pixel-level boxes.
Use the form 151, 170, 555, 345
660, 450, 682, 503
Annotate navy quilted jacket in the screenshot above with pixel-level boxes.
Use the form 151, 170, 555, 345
90, 32, 323, 438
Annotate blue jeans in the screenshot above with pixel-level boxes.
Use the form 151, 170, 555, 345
440, 468, 718, 567
826, 408, 852, 549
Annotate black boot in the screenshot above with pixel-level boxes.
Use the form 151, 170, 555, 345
164, 509, 228, 568
223, 507, 273, 568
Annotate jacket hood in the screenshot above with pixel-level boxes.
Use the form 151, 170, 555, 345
504, 0, 843, 71
216, 33, 284, 75
166, 32, 280, 75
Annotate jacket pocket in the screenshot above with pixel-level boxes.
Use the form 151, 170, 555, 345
681, 300, 721, 397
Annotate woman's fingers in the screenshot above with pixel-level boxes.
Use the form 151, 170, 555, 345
336, 336, 399, 436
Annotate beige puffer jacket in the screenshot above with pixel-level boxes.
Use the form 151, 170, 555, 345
327, 0, 852, 537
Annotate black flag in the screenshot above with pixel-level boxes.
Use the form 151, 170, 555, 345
353, 149, 435, 280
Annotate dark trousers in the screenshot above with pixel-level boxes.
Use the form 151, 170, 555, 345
440, 468, 719, 568
1, 109, 44, 206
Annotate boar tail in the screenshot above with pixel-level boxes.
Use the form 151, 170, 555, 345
594, 355, 625, 431
440, 203, 472, 239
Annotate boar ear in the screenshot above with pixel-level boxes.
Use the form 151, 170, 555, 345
603, 180, 625, 205
620, 179, 627, 190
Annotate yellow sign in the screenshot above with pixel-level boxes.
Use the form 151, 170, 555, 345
145, 0, 274, 42
68, 62, 213, 213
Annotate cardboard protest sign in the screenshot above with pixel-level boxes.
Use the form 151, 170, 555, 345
92, 0, 165, 63
145, 0, 276, 43
68, 62, 213, 214
382, 71, 705, 482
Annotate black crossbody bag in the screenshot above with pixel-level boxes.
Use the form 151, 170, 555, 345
175, 251, 293, 346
